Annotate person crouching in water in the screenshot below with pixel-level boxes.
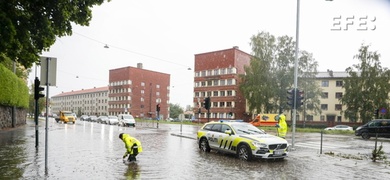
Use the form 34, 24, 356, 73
119, 133, 143, 162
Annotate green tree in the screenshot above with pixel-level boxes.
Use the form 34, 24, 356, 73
239, 31, 321, 116
341, 44, 390, 123
169, 103, 183, 119
0, 0, 108, 69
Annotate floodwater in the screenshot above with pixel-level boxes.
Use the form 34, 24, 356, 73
1, 119, 390, 180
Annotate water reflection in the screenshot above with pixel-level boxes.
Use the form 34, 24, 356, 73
124, 163, 141, 179
0, 128, 28, 179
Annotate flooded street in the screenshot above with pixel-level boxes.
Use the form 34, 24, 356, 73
1, 119, 390, 180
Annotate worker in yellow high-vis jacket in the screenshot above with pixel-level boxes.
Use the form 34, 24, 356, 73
119, 133, 143, 162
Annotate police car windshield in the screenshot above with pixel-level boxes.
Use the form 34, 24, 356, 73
231, 124, 265, 135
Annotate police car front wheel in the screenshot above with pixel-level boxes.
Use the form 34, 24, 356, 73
199, 138, 210, 152
237, 144, 252, 161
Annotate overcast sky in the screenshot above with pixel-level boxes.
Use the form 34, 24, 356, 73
31, 0, 390, 108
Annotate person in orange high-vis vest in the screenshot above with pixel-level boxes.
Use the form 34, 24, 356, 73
119, 133, 143, 162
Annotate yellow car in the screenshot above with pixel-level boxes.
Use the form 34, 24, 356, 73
197, 120, 289, 161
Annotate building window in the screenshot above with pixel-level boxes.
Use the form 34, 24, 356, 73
195, 92, 199, 97
207, 70, 212, 76
156, 84, 160, 88
213, 80, 219, 86
220, 102, 225, 107
227, 91, 233, 96
306, 115, 314, 121
213, 102, 218, 107
213, 91, 218, 96
337, 116, 342, 122
322, 92, 328, 99
220, 80, 226, 86
220, 91, 225, 96
321, 80, 329, 87
207, 91, 211, 97
227, 79, 232, 85
220, 68, 226, 75
227, 68, 233, 74
214, 69, 219, 75
321, 104, 328, 110
201, 92, 206, 97
201, 82, 206, 87
201, 71, 206, 77
141, 90, 144, 94
207, 80, 212, 86
335, 104, 342, 111
336, 81, 343, 87
335, 92, 343, 99
320, 115, 325, 121
226, 102, 232, 107
141, 82, 145, 86
219, 113, 224, 118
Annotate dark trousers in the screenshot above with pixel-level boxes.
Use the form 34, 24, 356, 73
127, 154, 137, 162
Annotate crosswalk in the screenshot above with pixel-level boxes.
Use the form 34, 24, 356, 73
293, 142, 350, 150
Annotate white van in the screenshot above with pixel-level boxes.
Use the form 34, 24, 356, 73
118, 114, 136, 127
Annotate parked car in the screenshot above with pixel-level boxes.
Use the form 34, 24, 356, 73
324, 125, 353, 131
197, 120, 289, 161
118, 114, 136, 127
80, 115, 90, 121
89, 115, 98, 122
97, 116, 109, 123
106, 116, 119, 125
355, 119, 390, 139
72, 113, 77, 120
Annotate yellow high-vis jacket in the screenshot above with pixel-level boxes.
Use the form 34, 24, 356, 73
121, 134, 143, 157
277, 114, 288, 138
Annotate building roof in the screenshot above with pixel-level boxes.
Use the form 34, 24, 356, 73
52, 86, 108, 97
316, 71, 349, 78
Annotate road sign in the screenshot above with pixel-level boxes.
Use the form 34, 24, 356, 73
380, 107, 387, 115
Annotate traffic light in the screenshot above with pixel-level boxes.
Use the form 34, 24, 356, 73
374, 109, 379, 119
296, 89, 304, 108
287, 88, 296, 109
156, 103, 161, 112
34, 78, 45, 100
203, 97, 211, 110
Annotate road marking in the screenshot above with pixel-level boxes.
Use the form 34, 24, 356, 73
295, 142, 349, 149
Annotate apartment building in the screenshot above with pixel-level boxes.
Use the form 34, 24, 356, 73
50, 86, 109, 116
193, 46, 252, 122
108, 63, 170, 119
298, 71, 349, 125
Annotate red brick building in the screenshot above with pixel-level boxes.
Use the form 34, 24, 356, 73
109, 63, 170, 119
193, 46, 252, 122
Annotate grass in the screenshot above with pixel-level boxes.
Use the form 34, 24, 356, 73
136, 119, 355, 135
259, 126, 355, 135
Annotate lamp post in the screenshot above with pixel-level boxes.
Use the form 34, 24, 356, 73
291, 0, 300, 149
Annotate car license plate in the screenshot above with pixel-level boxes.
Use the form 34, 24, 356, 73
273, 149, 284, 156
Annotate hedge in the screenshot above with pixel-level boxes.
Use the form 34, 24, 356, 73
0, 64, 29, 108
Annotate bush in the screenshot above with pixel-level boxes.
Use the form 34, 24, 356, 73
0, 64, 29, 108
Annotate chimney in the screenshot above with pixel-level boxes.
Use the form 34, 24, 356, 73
137, 63, 143, 69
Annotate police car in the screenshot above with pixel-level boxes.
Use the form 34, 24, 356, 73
197, 120, 289, 161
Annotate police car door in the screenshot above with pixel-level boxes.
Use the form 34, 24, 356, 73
217, 124, 235, 153
206, 124, 222, 149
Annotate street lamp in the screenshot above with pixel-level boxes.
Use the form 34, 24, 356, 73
291, 0, 300, 149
